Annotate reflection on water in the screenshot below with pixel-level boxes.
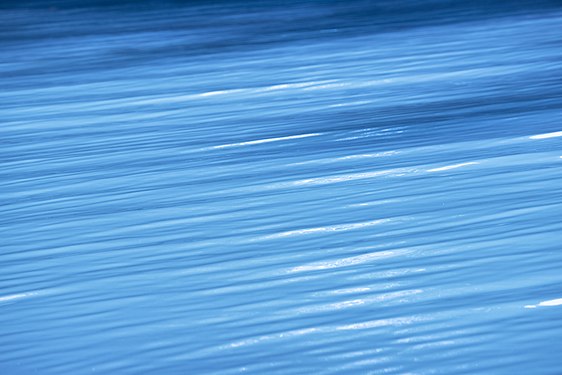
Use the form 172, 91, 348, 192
2, 0, 562, 374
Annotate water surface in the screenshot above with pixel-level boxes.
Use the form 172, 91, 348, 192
2, 1, 562, 373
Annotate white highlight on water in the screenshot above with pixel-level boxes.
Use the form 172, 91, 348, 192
0, 292, 37, 302
337, 316, 422, 331
524, 298, 562, 309
262, 218, 392, 240
529, 131, 562, 140
210, 133, 322, 149
427, 162, 479, 172
288, 249, 408, 273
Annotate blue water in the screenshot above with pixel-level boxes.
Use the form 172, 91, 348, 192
2, 1, 562, 373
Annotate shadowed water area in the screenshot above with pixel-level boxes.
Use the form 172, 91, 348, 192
2, 0, 562, 373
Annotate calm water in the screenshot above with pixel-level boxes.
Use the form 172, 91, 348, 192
2, 1, 562, 374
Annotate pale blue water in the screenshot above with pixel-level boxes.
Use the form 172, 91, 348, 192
2, 1, 562, 374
